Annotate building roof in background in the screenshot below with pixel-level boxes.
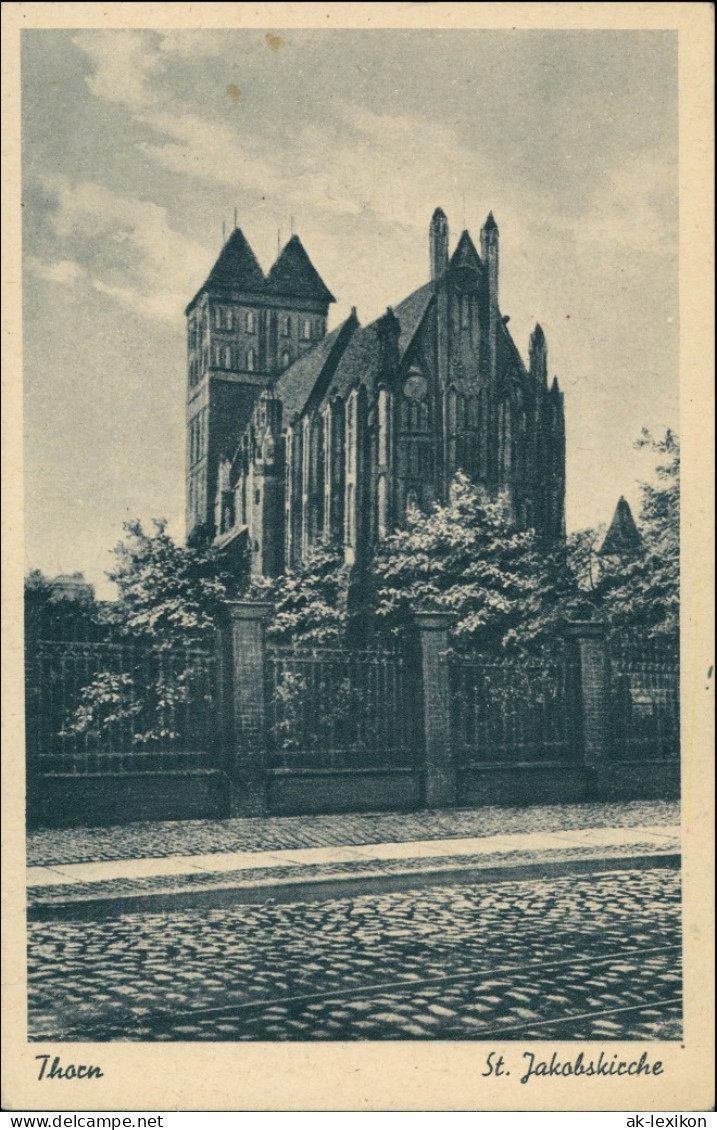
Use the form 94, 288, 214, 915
598, 496, 644, 556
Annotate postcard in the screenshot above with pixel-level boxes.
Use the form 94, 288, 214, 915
2, 1, 714, 1113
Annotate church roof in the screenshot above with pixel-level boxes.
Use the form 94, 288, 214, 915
450, 229, 483, 271
326, 281, 436, 403
275, 315, 356, 424
392, 281, 435, 358
497, 314, 529, 379
202, 227, 266, 294
598, 497, 643, 557
266, 235, 336, 303
326, 321, 382, 401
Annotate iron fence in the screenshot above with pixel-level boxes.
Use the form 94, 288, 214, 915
265, 646, 421, 769
450, 646, 578, 764
608, 637, 680, 759
25, 636, 219, 774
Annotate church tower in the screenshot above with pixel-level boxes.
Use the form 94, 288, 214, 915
185, 225, 334, 544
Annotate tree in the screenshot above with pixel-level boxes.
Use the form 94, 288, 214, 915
595, 430, 679, 638
250, 543, 350, 646
56, 520, 239, 747
567, 524, 606, 594
24, 568, 103, 641
105, 518, 238, 643
371, 472, 580, 654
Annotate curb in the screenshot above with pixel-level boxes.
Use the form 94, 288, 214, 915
27, 850, 681, 922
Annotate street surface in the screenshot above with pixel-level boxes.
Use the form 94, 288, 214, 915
28, 866, 681, 1041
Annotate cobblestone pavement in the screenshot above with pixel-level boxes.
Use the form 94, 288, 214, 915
28, 867, 681, 1042
27, 799, 679, 866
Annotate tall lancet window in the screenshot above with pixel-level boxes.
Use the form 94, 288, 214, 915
323, 403, 332, 540
301, 415, 312, 559
377, 475, 388, 540
246, 347, 256, 372
284, 429, 294, 565
344, 391, 358, 552
378, 388, 389, 466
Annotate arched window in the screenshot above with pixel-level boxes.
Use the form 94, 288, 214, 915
281, 349, 291, 369
246, 347, 256, 372
406, 489, 418, 513
245, 310, 256, 333
346, 484, 355, 546
460, 296, 469, 330
377, 475, 388, 539
224, 346, 232, 369
344, 391, 358, 552
214, 307, 222, 329
378, 389, 389, 465
323, 405, 332, 539
226, 308, 234, 331
301, 318, 311, 341
281, 314, 291, 337
213, 344, 221, 367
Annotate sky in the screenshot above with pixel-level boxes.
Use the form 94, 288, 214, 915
21, 28, 678, 599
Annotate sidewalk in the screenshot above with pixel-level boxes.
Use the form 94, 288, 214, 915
27, 799, 680, 919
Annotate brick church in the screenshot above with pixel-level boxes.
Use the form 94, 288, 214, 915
185, 209, 566, 577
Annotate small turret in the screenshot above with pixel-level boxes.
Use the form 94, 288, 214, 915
377, 306, 401, 374
480, 211, 500, 383
529, 323, 548, 384
429, 207, 450, 280
480, 211, 499, 308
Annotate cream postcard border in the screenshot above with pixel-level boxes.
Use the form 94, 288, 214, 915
2, 1, 714, 1113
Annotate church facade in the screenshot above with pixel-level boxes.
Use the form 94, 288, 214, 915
185, 209, 566, 578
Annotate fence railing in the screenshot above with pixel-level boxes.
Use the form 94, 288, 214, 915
450, 647, 578, 764
264, 645, 421, 769
25, 636, 219, 774
25, 605, 681, 822
608, 638, 680, 760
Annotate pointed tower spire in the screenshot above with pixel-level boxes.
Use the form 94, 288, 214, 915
429, 207, 449, 280
201, 226, 266, 294
480, 210, 499, 305
480, 210, 500, 383
266, 235, 335, 303
529, 323, 548, 384
598, 497, 643, 557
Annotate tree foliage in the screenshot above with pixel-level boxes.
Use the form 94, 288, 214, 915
595, 429, 679, 637
24, 568, 103, 640
371, 472, 580, 654
250, 543, 350, 646
105, 518, 237, 643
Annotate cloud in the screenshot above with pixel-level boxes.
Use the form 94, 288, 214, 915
72, 31, 160, 111
36, 176, 210, 323
576, 150, 677, 256
137, 110, 278, 192
26, 257, 86, 285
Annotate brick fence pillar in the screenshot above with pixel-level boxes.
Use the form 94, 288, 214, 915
220, 601, 273, 816
565, 620, 610, 768
414, 610, 456, 808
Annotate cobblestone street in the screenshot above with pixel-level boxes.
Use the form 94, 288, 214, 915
28, 866, 681, 1042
